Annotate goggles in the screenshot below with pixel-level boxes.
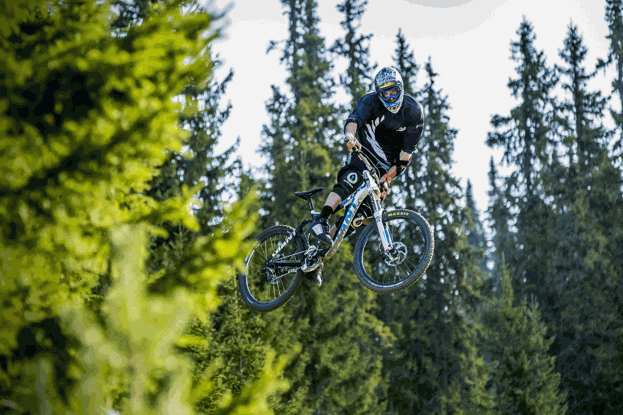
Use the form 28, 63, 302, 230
380, 85, 401, 101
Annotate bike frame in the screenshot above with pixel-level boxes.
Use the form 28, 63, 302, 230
264, 152, 395, 271
322, 169, 392, 262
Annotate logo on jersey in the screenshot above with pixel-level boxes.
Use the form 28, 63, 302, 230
397, 126, 406, 132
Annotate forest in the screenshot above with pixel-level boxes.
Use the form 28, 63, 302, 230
1, 0, 623, 414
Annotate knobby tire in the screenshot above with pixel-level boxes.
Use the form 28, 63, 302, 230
353, 209, 434, 293
238, 225, 306, 312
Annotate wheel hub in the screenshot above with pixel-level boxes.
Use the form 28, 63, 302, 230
384, 242, 407, 266
263, 266, 282, 285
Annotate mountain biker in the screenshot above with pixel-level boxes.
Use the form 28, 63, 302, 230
306, 66, 425, 286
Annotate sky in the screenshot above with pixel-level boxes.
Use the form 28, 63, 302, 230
208, 0, 614, 219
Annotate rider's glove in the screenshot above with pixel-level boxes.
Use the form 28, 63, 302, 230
345, 133, 361, 152
380, 174, 391, 197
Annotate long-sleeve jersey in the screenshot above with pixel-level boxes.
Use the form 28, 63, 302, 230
345, 92, 425, 170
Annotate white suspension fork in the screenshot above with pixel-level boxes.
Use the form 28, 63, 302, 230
362, 171, 393, 252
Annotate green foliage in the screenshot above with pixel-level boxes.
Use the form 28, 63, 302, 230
260, 0, 341, 227
482, 265, 567, 415
9, 1, 621, 413
485, 157, 515, 294
331, 0, 376, 105
254, 2, 394, 414
485, 15, 623, 415
385, 29, 421, 210
0, 0, 288, 413
541, 23, 623, 415
487, 17, 557, 201
0, 0, 209, 357
600, 0, 623, 149
393, 28, 419, 97
465, 180, 488, 275
378, 58, 490, 415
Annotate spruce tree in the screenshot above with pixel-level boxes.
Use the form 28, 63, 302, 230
380, 60, 491, 414
486, 17, 557, 301
487, 17, 557, 202
465, 180, 488, 275
485, 157, 515, 297
481, 264, 567, 415
256, 1, 391, 414
557, 23, 610, 172
544, 23, 623, 415
331, 0, 376, 105
389, 29, 421, 210
260, 0, 340, 227
600, 0, 623, 149
393, 28, 419, 97
109, 0, 275, 408
330, 0, 376, 163
0, 1, 285, 412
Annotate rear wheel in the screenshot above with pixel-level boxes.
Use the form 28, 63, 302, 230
238, 225, 307, 312
353, 209, 434, 293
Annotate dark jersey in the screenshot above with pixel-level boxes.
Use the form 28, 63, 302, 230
345, 92, 425, 170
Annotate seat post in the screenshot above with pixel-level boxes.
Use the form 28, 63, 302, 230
308, 198, 315, 212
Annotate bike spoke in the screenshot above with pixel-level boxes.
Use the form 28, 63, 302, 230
244, 231, 303, 306
360, 215, 428, 288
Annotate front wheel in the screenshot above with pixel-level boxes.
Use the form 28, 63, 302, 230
353, 209, 434, 293
238, 225, 307, 312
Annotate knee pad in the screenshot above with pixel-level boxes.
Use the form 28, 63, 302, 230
332, 169, 362, 200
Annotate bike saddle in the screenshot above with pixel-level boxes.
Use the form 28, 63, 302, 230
294, 187, 323, 201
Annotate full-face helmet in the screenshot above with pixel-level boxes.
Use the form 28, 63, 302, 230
374, 67, 404, 114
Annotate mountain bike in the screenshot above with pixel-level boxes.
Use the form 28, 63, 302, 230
238, 150, 434, 312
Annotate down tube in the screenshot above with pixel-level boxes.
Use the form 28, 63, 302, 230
323, 185, 369, 262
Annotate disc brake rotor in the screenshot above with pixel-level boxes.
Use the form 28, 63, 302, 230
384, 242, 408, 266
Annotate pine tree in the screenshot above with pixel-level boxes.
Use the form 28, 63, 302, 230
330, 0, 376, 163
600, 0, 623, 150
331, 0, 376, 105
485, 157, 515, 297
465, 180, 488, 274
557, 23, 610, 172
486, 17, 558, 301
108, 0, 275, 408
487, 17, 557, 202
0, 1, 286, 412
393, 28, 419, 97
481, 263, 568, 415
255, 1, 392, 414
260, 0, 340, 227
380, 59, 491, 414
543, 23, 623, 415
146, 60, 240, 272
389, 29, 421, 210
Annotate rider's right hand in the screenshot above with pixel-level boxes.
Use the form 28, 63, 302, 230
345, 133, 362, 152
